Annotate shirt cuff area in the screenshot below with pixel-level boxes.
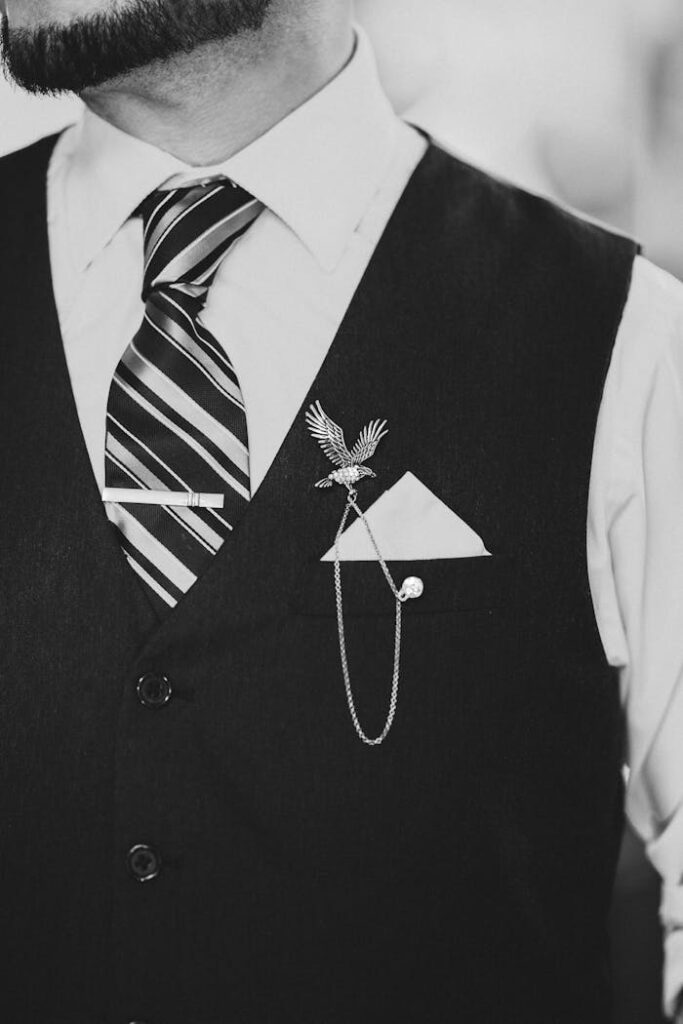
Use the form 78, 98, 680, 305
647, 806, 683, 1017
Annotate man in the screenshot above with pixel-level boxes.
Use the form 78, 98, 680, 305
1, 0, 683, 1021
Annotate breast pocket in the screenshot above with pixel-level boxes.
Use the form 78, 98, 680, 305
288, 555, 519, 760
294, 555, 515, 617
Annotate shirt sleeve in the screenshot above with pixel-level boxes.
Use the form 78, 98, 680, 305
588, 254, 683, 1018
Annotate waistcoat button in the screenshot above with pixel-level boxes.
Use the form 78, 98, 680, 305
126, 844, 161, 882
136, 672, 172, 708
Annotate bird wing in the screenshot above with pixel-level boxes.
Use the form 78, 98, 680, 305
350, 419, 388, 464
305, 401, 353, 467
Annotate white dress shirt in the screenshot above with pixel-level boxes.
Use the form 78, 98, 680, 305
46, 27, 683, 1017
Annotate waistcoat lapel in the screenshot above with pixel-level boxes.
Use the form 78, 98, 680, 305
0, 135, 159, 640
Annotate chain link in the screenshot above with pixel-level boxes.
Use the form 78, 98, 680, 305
333, 487, 406, 746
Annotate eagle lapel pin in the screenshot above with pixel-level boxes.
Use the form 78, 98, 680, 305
305, 400, 388, 489
305, 401, 424, 747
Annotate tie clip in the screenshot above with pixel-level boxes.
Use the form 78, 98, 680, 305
102, 488, 224, 509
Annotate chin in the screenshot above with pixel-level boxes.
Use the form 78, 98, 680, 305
1, 0, 275, 95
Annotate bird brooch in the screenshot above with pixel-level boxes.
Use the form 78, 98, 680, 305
305, 400, 388, 488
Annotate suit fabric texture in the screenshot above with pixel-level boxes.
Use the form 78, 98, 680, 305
0, 134, 638, 1023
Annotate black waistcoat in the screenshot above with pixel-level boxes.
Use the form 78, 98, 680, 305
0, 134, 638, 1024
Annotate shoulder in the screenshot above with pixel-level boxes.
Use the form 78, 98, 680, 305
400, 140, 639, 343
0, 132, 60, 189
614, 255, 683, 389
0, 134, 61, 287
411, 141, 639, 276
625, 255, 683, 325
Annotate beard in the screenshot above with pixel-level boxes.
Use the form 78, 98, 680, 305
0, 0, 274, 94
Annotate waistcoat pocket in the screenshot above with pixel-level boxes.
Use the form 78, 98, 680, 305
294, 555, 515, 616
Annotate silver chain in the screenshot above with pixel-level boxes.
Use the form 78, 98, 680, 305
333, 486, 410, 746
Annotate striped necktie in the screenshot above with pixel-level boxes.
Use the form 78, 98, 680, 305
104, 180, 263, 615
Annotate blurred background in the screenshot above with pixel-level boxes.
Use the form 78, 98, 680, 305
1, 0, 679, 1018
3, 0, 683, 279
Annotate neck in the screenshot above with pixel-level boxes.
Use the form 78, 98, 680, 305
82, 3, 354, 165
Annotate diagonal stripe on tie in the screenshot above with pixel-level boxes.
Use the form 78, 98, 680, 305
121, 342, 250, 472
144, 186, 224, 268
105, 435, 224, 551
105, 180, 263, 616
113, 370, 251, 499
142, 295, 247, 425
151, 199, 262, 286
144, 296, 244, 405
106, 414, 231, 533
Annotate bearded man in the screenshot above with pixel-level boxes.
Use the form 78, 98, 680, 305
2, 1, 683, 1022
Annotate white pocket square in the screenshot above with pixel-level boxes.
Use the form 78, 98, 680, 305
321, 471, 491, 561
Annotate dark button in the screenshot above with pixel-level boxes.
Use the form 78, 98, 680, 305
126, 844, 161, 882
136, 672, 172, 708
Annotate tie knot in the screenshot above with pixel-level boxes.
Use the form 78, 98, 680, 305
139, 180, 263, 300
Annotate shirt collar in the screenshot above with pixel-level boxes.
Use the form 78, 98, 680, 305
64, 27, 401, 274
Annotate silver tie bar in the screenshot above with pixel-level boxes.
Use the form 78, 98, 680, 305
102, 488, 224, 509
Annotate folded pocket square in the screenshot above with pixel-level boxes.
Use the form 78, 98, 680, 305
321, 471, 491, 561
